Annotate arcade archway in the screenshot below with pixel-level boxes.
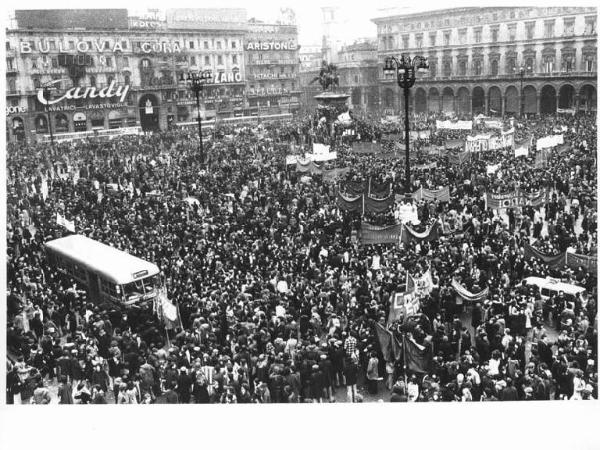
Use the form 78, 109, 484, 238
540, 85, 557, 115
472, 86, 485, 115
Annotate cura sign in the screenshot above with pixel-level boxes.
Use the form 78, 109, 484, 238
37, 80, 130, 106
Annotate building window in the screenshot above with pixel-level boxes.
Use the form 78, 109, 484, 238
543, 56, 554, 73
31, 58, 38, 69
49, 41, 56, 51
217, 55, 223, 65
491, 27, 499, 43
6, 41, 11, 51
526, 22, 536, 40
189, 41, 195, 49
232, 41, 237, 49
474, 28, 482, 43
6, 57, 14, 70
204, 41, 209, 49
562, 55, 574, 72
584, 56, 595, 72
123, 56, 129, 67
491, 59, 498, 76
443, 31, 451, 46
141, 58, 151, 69
68, 41, 75, 50
415, 34, 423, 48
428, 62, 436, 77
205, 56, 210, 65
508, 24, 517, 41
544, 20, 555, 38
105, 57, 112, 67
190, 56, 196, 66
232, 55, 238, 64
585, 16, 596, 35
122, 41, 128, 49
51, 56, 58, 68
458, 29, 467, 45
525, 57, 534, 73
458, 60, 466, 75
443, 61, 451, 76
90, 76, 96, 87
429, 33, 436, 46
217, 41, 222, 50
507, 57, 516, 74
474, 59, 482, 75
402, 35, 409, 48
33, 77, 41, 89
563, 18, 575, 36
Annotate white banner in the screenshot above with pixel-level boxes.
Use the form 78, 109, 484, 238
56, 212, 75, 232
465, 129, 514, 152
305, 150, 337, 162
436, 120, 473, 131
483, 119, 503, 129
313, 143, 330, 155
536, 134, 564, 150
486, 164, 500, 175
514, 145, 529, 158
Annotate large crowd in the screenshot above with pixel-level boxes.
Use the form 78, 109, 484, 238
5, 108, 597, 404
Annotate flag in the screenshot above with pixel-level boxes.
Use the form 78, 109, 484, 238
155, 287, 182, 330
403, 335, 432, 373
374, 322, 394, 362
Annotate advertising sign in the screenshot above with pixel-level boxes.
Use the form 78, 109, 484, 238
166, 8, 247, 30
37, 80, 130, 106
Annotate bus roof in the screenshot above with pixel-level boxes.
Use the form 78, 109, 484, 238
45, 234, 160, 285
524, 277, 586, 295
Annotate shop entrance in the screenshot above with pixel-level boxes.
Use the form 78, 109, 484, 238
139, 94, 160, 131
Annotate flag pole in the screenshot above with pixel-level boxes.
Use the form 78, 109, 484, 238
402, 332, 408, 386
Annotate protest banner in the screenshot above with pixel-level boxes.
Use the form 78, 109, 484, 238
536, 134, 564, 150
407, 269, 434, 298
448, 151, 471, 166
451, 279, 489, 302
465, 129, 514, 152
360, 222, 403, 245
401, 222, 441, 244
413, 186, 450, 203
565, 252, 597, 273
485, 189, 547, 209
336, 192, 363, 212
322, 167, 350, 182
436, 120, 472, 131
523, 243, 567, 267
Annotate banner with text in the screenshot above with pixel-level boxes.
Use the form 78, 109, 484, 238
436, 120, 472, 131
485, 189, 547, 209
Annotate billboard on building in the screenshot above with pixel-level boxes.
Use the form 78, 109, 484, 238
165, 8, 247, 31
15, 9, 128, 30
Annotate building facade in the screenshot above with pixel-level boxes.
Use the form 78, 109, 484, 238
6, 8, 248, 142
373, 7, 597, 117
244, 21, 301, 115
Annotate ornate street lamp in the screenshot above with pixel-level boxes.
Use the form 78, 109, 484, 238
383, 54, 429, 199
514, 65, 531, 118
180, 69, 213, 163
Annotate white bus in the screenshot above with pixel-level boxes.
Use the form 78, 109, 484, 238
45, 234, 161, 307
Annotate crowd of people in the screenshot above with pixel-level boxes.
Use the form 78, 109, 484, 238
5, 108, 597, 404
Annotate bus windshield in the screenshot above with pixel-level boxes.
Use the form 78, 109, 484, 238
123, 275, 159, 298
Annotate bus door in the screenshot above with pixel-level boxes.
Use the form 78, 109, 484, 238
87, 271, 101, 300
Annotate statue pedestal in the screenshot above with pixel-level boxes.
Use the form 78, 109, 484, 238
314, 91, 350, 108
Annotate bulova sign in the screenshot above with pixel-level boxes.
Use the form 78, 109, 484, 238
37, 80, 130, 106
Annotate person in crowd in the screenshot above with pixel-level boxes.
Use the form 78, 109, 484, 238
4, 111, 597, 403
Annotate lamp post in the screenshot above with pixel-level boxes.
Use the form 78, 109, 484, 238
383, 54, 429, 199
514, 65, 531, 118
180, 69, 212, 164
40, 82, 56, 150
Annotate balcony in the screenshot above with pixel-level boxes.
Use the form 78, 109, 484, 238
6, 67, 18, 75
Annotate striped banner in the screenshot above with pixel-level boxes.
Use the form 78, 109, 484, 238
451, 279, 489, 302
